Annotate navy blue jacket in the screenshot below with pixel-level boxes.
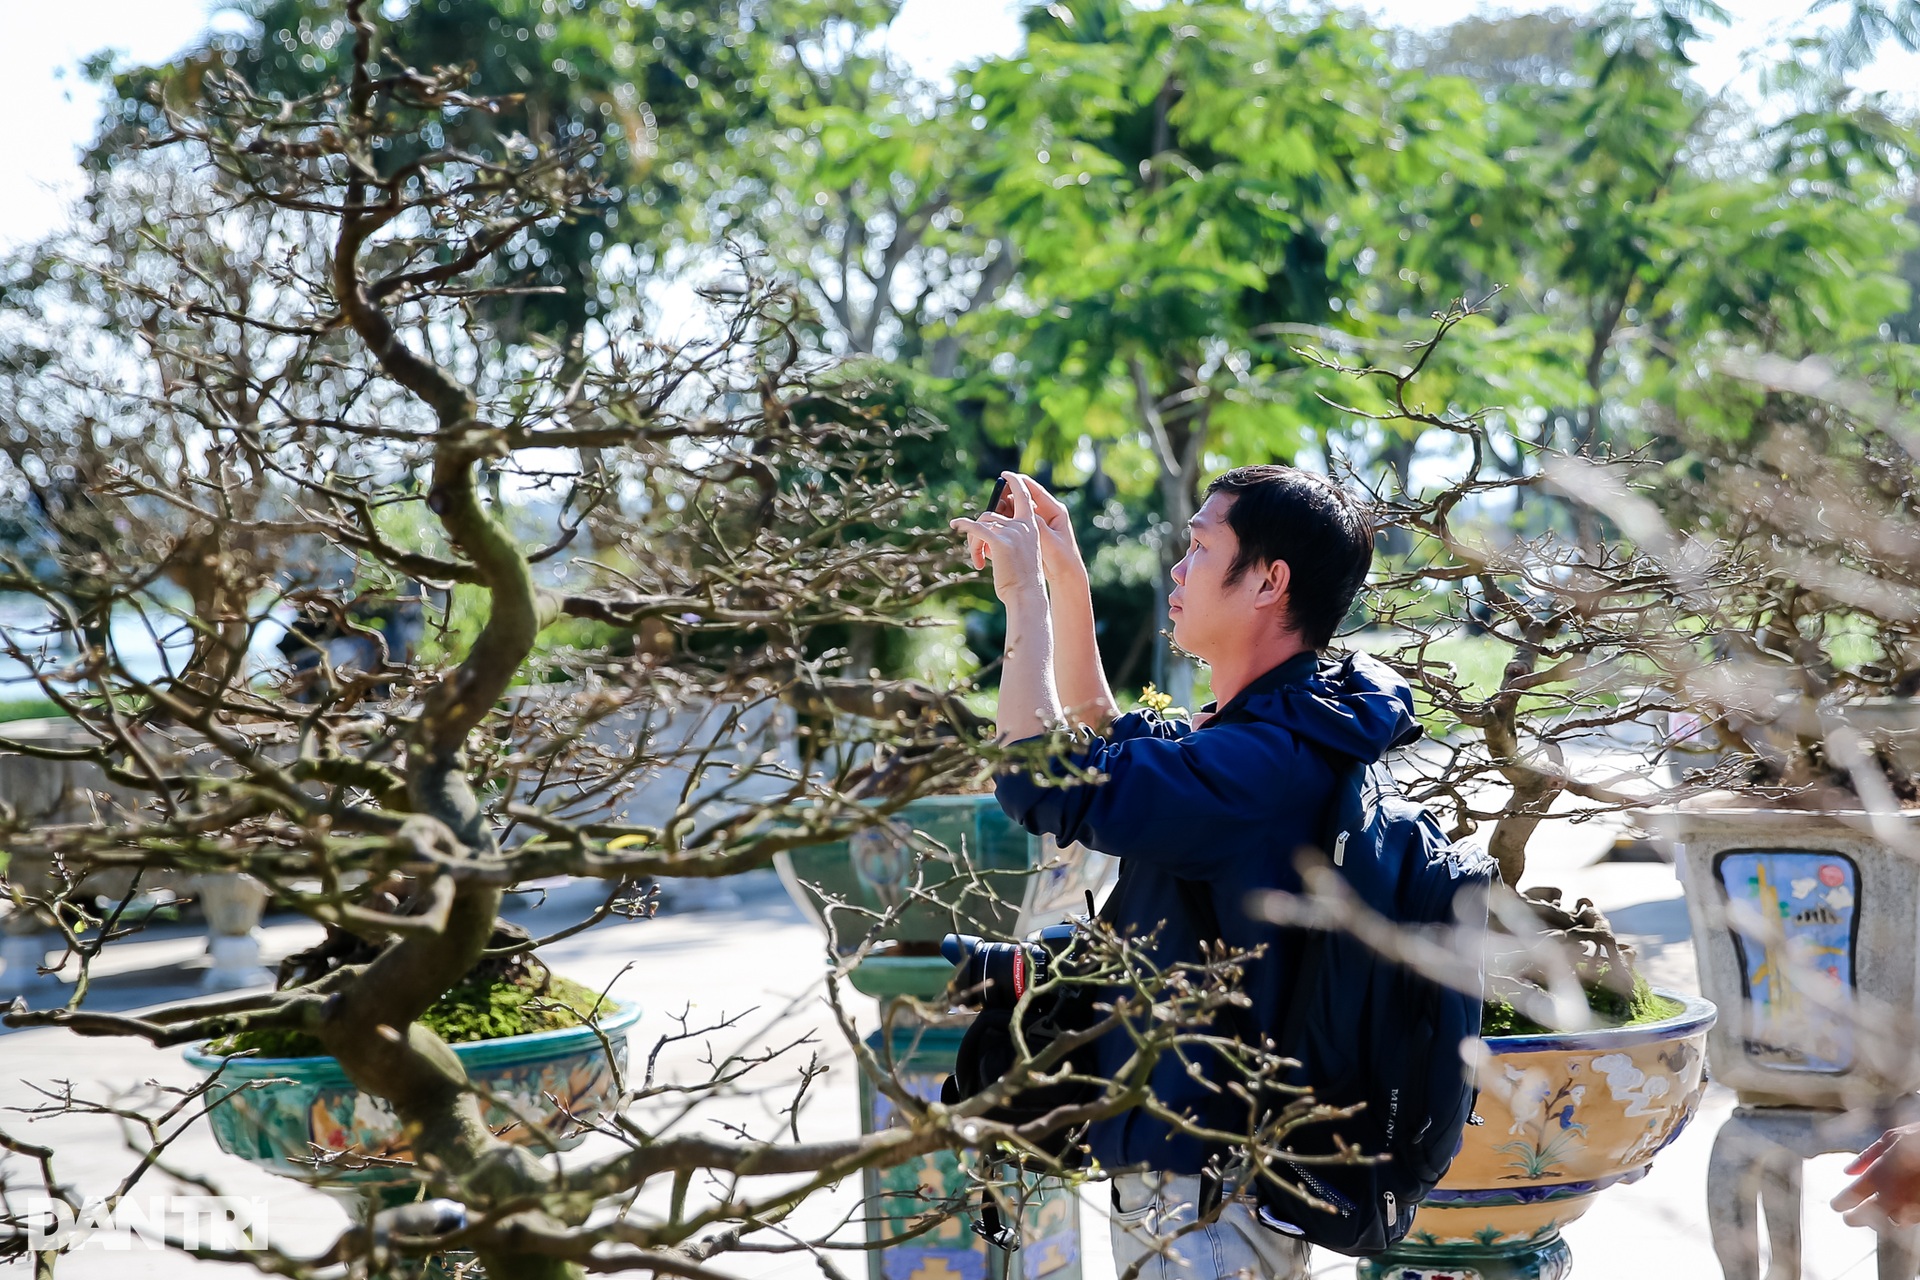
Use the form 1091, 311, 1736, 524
994, 650, 1419, 1173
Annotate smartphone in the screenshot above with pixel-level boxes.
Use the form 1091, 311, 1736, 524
985, 474, 1011, 517
969, 475, 1014, 570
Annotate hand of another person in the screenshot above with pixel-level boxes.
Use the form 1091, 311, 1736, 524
951, 472, 1046, 603
1834, 1123, 1920, 1228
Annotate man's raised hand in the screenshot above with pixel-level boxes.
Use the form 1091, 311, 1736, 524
951, 471, 1047, 603
1012, 473, 1089, 590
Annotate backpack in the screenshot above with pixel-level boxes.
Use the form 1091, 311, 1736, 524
1183, 752, 1495, 1256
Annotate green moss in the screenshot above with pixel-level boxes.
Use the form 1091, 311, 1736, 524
1481, 974, 1681, 1039
205, 972, 615, 1059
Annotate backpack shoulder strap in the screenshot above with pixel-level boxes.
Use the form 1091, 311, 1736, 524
1173, 876, 1263, 1048
1096, 858, 1135, 926
1278, 923, 1327, 1050
1175, 875, 1222, 942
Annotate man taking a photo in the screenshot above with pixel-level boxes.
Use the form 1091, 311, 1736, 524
951, 465, 1419, 1280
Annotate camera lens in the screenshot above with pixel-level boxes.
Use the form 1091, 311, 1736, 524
944, 933, 1048, 1009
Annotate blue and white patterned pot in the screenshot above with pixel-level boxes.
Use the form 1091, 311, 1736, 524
183, 1004, 640, 1189
1361, 991, 1715, 1280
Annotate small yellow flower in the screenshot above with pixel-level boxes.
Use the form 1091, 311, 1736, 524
1138, 684, 1188, 719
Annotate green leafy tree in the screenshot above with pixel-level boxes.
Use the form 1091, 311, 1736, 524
964, 0, 1491, 701
1374, 4, 1914, 538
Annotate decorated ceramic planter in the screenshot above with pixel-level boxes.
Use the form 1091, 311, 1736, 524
784, 798, 1096, 1280
1359, 991, 1715, 1280
1669, 801, 1920, 1108
184, 1003, 640, 1193
859, 1023, 1081, 1280
774, 794, 1041, 955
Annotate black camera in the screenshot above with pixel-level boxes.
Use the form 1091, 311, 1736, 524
942, 922, 1079, 1010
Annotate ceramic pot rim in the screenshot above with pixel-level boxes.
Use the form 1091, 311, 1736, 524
182, 1001, 641, 1082
1481, 988, 1715, 1055
852, 793, 997, 809
1422, 1169, 1635, 1207
1654, 789, 1920, 821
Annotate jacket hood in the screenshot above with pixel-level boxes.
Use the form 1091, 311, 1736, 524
1212, 649, 1419, 764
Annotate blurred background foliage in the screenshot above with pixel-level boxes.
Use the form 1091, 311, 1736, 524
13, 0, 1920, 712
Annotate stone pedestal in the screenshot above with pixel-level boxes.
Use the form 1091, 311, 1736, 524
857, 1022, 1080, 1280
0, 717, 191, 994
1707, 1104, 1920, 1280
196, 874, 272, 990
1668, 802, 1920, 1108
1668, 802, 1920, 1279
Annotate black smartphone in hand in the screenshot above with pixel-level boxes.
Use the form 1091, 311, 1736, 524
986, 474, 1012, 517
969, 475, 1013, 571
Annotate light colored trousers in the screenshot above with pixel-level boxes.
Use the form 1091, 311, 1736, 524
1108, 1171, 1313, 1280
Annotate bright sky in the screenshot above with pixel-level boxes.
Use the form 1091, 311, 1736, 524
5, 0, 1920, 251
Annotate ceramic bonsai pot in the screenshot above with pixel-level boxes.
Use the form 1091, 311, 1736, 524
184, 1003, 640, 1194
1358, 991, 1715, 1280
1668, 801, 1920, 1108
785, 798, 1087, 1280
1667, 696, 1920, 779
774, 794, 1040, 953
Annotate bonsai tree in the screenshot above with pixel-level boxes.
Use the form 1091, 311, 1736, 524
1261, 291, 1920, 1037
0, 8, 1352, 1276
1262, 300, 1761, 1030
1639, 349, 1920, 800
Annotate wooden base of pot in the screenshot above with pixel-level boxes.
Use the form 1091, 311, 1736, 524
1357, 1232, 1572, 1280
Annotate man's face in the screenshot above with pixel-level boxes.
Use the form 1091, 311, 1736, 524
1169, 492, 1273, 661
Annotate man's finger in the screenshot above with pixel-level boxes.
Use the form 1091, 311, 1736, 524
952, 515, 1013, 567
961, 529, 987, 569
1018, 472, 1068, 520
1003, 471, 1038, 521
1833, 1174, 1877, 1212
951, 516, 994, 547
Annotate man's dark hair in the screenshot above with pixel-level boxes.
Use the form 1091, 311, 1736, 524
1203, 464, 1373, 648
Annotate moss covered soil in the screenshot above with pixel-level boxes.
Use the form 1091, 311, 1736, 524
1481, 975, 1682, 1039
206, 971, 615, 1059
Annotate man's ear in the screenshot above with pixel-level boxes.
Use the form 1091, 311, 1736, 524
1256, 557, 1291, 615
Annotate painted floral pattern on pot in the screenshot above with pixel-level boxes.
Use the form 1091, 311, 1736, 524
184, 1005, 640, 1188
1402, 992, 1714, 1251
